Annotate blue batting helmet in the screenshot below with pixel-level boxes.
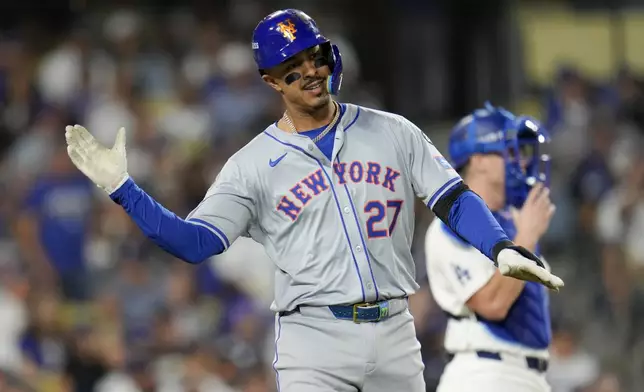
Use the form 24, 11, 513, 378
448, 102, 551, 208
251, 9, 343, 95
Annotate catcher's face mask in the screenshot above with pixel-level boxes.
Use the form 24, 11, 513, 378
504, 115, 551, 208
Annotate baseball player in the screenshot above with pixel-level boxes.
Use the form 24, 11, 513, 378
64, 9, 563, 392
425, 104, 555, 392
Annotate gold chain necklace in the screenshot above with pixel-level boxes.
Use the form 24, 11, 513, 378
282, 101, 340, 144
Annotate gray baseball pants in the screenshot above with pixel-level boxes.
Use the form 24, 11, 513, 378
272, 304, 426, 392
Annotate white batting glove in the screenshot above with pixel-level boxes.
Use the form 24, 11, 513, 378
65, 124, 129, 194
497, 246, 564, 291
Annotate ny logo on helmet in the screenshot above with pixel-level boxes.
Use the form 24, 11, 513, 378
276, 20, 297, 41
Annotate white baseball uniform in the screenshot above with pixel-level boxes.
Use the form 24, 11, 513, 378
424, 211, 552, 392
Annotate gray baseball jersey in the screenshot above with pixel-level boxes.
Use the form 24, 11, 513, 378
186, 103, 461, 312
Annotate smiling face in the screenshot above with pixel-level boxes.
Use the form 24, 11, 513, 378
261, 45, 332, 113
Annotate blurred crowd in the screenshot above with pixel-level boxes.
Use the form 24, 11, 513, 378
0, 3, 644, 392
0, 4, 380, 392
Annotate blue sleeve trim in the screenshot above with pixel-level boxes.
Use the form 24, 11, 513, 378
428, 177, 462, 208
438, 189, 510, 261
110, 178, 226, 263
188, 218, 231, 249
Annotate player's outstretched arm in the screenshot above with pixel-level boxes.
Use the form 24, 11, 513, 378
394, 116, 563, 291
432, 183, 563, 291
65, 125, 226, 264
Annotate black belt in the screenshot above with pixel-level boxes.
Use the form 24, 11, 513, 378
446, 350, 548, 373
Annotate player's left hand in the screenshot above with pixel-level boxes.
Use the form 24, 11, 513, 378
497, 246, 564, 291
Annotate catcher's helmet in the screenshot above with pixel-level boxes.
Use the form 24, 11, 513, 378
251, 9, 343, 95
508, 114, 551, 207
448, 103, 551, 208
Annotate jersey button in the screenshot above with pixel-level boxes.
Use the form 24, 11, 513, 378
366, 283, 373, 290
356, 245, 362, 252
343, 206, 350, 214
307, 144, 314, 151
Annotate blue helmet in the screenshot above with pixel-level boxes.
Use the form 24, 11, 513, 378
448, 102, 551, 208
251, 9, 343, 95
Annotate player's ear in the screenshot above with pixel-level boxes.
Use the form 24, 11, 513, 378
262, 74, 284, 94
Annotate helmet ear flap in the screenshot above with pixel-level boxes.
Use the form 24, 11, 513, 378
324, 43, 343, 95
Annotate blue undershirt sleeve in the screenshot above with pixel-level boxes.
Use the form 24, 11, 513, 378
109, 178, 226, 264
442, 189, 511, 261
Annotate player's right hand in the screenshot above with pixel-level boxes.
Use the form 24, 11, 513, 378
512, 183, 556, 245
65, 125, 129, 194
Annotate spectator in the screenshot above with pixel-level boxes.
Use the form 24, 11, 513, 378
546, 66, 592, 177
15, 132, 95, 301
0, 38, 44, 159
585, 372, 621, 392
93, 330, 140, 392
0, 258, 29, 373
102, 256, 166, 346
180, 21, 224, 90
165, 263, 219, 345
19, 291, 66, 376
206, 41, 272, 143
157, 74, 212, 146
596, 156, 644, 280
601, 67, 644, 134
570, 116, 617, 235
547, 321, 600, 392
62, 327, 110, 392
210, 236, 274, 308
35, 27, 88, 108
156, 345, 237, 392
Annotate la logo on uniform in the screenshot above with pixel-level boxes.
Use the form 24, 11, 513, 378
276, 19, 297, 41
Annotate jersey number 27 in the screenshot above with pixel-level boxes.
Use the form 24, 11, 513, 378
364, 200, 403, 238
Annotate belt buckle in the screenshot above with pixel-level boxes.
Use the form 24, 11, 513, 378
352, 302, 387, 323
353, 302, 375, 323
